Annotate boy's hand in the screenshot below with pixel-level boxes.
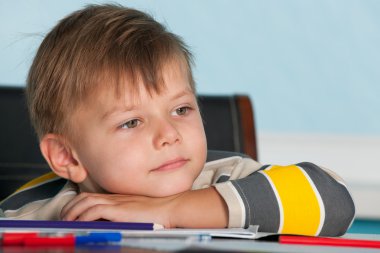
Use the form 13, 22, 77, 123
61, 192, 179, 228
61, 187, 228, 228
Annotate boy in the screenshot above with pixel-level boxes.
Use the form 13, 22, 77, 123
0, 4, 355, 236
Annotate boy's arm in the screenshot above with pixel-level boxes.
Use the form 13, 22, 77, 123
61, 161, 355, 236
60, 187, 228, 228
171, 160, 355, 236
169, 186, 228, 228
213, 161, 356, 236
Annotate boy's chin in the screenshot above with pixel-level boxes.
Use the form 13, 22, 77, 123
148, 182, 193, 198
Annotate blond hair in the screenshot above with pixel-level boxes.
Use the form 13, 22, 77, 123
27, 4, 194, 140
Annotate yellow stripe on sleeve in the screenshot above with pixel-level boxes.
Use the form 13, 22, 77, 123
262, 165, 322, 235
16, 172, 59, 192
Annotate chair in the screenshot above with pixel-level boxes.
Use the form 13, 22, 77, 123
0, 86, 258, 200
197, 95, 258, 160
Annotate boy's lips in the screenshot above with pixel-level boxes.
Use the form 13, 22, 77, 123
152, 158, 189, 172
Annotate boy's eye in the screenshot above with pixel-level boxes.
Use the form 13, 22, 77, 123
173, 106, 191, 116
121, 119, 140, 129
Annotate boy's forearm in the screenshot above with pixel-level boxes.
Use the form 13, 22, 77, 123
170, 187, 228, 228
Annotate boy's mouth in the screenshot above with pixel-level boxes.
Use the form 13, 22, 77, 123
152, 157, 189, 172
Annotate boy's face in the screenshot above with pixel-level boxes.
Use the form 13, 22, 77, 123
70, 62, 207, 197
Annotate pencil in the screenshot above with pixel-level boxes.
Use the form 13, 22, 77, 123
0, 220, 163, 231
279, 235, 380, 249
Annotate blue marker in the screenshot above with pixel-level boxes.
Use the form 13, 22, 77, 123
76, 232, 122, 245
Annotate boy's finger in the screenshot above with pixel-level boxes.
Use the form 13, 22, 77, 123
61, 195, 112, 220
61, 192, 117, 219
75, 204, 120, 222
61, 194, 89, 219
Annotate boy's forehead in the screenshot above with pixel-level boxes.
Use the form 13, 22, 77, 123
91, 62, 194, 118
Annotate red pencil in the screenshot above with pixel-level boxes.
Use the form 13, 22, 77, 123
2, 232, 38, 246
23, 236, 75, 247
279, 235, 380, 249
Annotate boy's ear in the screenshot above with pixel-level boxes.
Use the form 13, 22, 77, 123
40, 134, 87, 183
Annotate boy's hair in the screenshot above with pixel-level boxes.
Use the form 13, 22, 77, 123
27, 4, 195, 140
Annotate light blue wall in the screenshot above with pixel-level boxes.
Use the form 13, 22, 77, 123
1, 0, 380, 135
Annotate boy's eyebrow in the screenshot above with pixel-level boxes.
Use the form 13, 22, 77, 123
170, 89, 193, 101
101, 104, 136, 121
101, 89, 194, 121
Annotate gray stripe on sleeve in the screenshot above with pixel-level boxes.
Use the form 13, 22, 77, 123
297, 162, 355, 236
231, 172, 280, 232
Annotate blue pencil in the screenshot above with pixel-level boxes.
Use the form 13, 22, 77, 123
0, 220, 163, 230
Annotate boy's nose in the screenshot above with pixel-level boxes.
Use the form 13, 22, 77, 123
152, 118, 181, 149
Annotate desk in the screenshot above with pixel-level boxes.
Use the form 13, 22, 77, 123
1, 234, 380, 253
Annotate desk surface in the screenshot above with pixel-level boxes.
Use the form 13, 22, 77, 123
1, 234, 380, 253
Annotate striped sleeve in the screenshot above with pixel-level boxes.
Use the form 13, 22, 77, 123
214, 162, 355, 236
0, 172, 69, 217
